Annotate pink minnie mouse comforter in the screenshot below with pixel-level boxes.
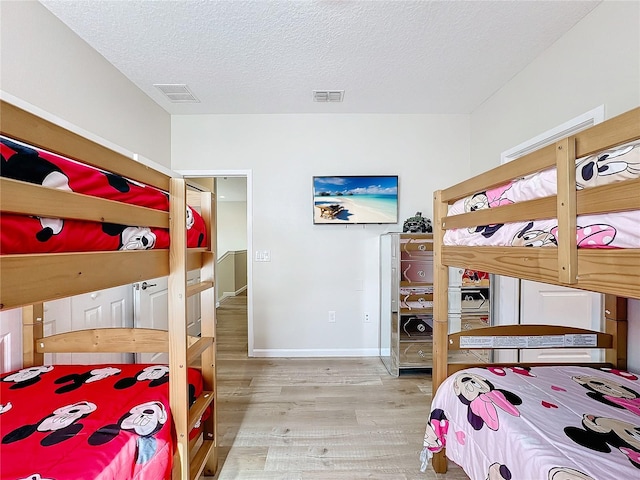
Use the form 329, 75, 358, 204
421, 365, 640, 480
0, 364, 205, 480
443, 140, 640, 249
0, 136, 207, 254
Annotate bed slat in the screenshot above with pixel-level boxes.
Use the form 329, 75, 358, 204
443, 196, 557, 230
0, 177, 169, 227
577, 177, 640, 215
442, 144, 558, 203
442, 178, 640, 232
575, 106, 640, 157
0, 249, 206, 310
35, 328, 170, 353
0, 251, 170, 310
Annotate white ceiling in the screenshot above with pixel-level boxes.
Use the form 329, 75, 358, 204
39, 0, 601, 115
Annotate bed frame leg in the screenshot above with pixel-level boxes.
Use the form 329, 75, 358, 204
432, 450, 447, 473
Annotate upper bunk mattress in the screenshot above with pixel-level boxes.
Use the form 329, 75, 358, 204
0, 363, 205, 480
421, 364, 640, 480
444, 140, 640, 248
0, 136, 207, 254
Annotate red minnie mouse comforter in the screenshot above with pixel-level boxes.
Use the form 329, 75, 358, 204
0, 364, 204, 480
0, 136, 207, 254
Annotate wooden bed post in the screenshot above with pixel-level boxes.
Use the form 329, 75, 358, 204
556, 136, 577, 284
604, 295, 628, 370
22, 302, 44, 367
432, 190, 449, 474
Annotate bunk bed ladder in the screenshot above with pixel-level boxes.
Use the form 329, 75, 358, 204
169, 178, 217, 480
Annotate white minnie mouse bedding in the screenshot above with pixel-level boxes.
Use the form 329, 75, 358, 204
420, 365, 640, 480
0, 364, 205, 480
444, 140, 640, 249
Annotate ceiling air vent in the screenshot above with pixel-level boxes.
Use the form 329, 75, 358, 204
313, 90, 344, 103
154, 84, 200, 103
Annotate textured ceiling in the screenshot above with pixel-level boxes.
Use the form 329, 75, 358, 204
39, 0, 600, 115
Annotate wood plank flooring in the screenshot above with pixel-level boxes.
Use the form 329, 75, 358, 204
208, 295, 468, 479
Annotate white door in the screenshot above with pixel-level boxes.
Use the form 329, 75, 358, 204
134, 273, 201, 364
0, 309, 23, 373
520, 280, 602, 363
44, 286, 134, 365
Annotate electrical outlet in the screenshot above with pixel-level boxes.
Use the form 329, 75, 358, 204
328, 311, 336, 323
364, 312, 371, 323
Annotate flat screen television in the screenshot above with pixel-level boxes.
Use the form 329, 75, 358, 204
313, 175, 398, 224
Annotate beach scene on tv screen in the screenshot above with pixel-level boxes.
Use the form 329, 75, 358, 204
313, 176, 398, 224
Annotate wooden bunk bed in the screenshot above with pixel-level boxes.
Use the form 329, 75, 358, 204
0, 100, 217, 480
426, 106, 640, 479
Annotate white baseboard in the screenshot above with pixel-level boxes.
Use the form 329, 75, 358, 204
251, 348, 379, 358
219, 285, 247, 303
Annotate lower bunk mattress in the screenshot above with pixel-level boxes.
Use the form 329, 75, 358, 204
421, 365, 640, 480
1, 363, 205, 480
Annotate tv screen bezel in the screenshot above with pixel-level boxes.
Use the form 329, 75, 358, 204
312, 175, 399, 225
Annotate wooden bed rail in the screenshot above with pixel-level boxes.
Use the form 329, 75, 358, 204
435, 105, 640, 297
0, 249, 207, 311
440, 246, 640, 299
0, 100, 170, 191
31, 328, 201, 354
440, 107, 640, 204
448, 324, 614, 350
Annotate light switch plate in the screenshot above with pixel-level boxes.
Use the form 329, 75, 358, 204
255, 250, 271, 262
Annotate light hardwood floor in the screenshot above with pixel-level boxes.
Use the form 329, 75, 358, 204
209, 295, 468, 479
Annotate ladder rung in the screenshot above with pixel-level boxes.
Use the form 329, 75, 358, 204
189, 390, 214, 432
187, 336, 214, 365
189, 439, 215, 480
188, 434, 199, 453
187, 280, 214, 297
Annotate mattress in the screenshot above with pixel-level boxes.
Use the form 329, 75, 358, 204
0, 363, 205, 480
0, 136, 207, 254
444, 139, 640, 249
421, 365, 640, 480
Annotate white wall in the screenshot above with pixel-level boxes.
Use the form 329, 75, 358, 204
172, 114, 470, 355
469, 1, 640, 371
217, 201, 248, 258
0, 1, 171, 167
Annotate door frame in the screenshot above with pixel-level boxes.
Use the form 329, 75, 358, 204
177, 169, 254, 356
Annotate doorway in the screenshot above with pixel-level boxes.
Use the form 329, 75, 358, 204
178, 170, 253, 357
